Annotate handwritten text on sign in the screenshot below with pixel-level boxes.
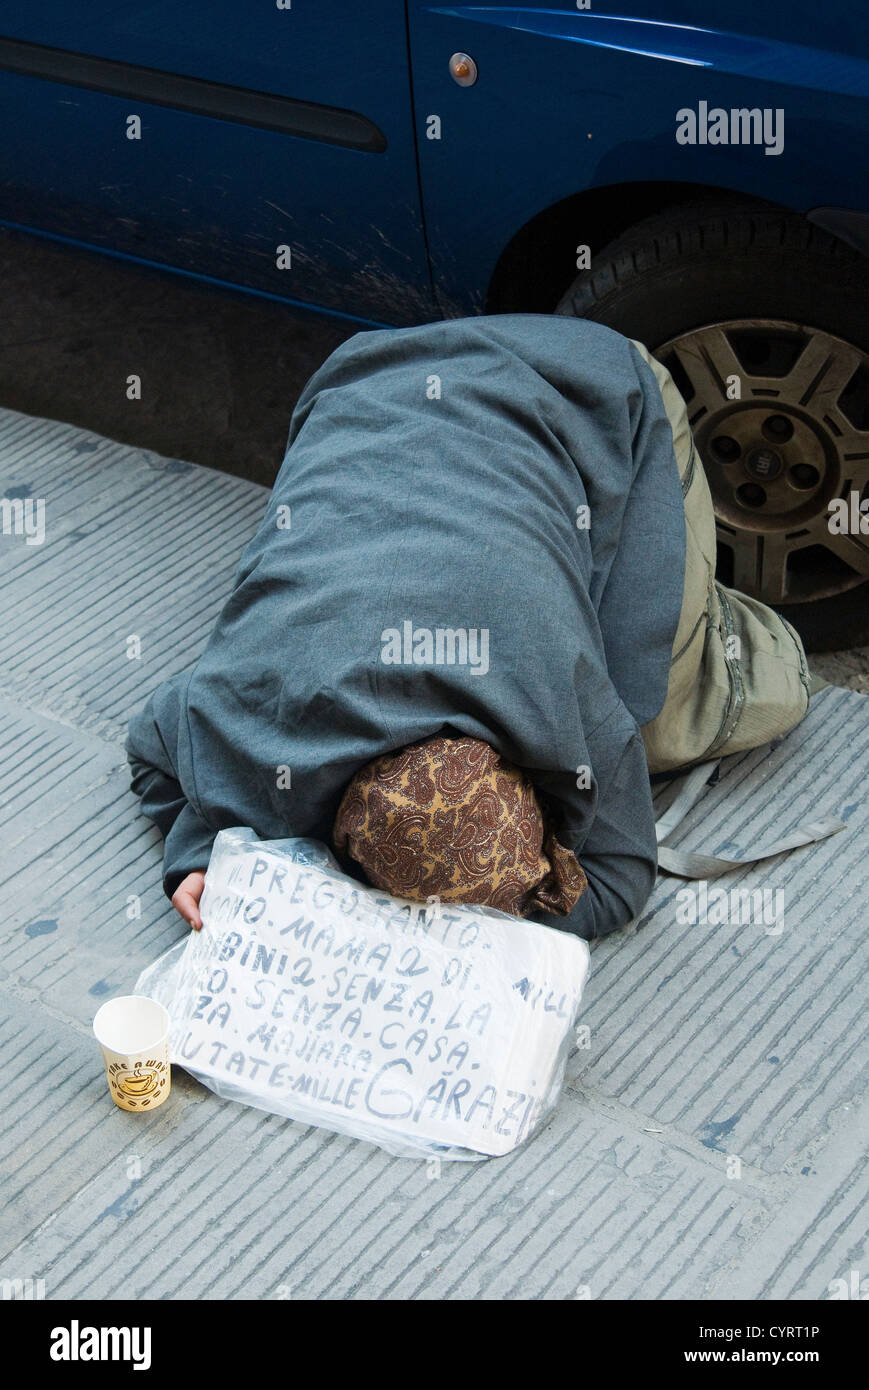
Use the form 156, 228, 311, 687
171, 831, 589, 1157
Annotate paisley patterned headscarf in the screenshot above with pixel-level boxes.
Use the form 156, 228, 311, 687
333, 735, 586, 918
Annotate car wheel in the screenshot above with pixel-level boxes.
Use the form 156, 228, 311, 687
555, 205, 869, 651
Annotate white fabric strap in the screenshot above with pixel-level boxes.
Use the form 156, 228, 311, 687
654, 759, 846, 880
655, 760, 720, 844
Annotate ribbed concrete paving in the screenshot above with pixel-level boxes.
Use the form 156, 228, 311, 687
1, 406, 866, 1300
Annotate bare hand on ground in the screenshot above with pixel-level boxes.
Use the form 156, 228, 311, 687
171, 870, 207, 930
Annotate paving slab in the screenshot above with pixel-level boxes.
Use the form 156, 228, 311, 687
1, 406, 866, 1300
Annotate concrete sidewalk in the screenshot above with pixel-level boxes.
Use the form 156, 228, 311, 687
1, 406, 866, 1300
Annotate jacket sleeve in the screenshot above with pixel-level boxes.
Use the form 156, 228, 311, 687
593, 345, 687, 728
126, 686, 216, 900
550, 725, 659, 941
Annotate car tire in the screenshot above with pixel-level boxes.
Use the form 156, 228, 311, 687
555, 204, 869, 652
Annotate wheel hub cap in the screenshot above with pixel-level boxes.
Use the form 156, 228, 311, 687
655, 320, 869, 605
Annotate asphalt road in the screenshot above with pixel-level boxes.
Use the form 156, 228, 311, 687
0, 226, 865, 687
0, 227, 357, 488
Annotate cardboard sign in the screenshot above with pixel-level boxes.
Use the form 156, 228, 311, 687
148, 829, 590, 1159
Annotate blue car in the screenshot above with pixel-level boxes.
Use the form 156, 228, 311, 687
1, 2, 867, 646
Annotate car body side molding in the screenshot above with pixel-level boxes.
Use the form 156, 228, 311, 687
0, 37, 388, 152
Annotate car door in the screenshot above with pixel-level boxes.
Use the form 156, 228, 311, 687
0, 1, 434, 323
406, 0, 869, 318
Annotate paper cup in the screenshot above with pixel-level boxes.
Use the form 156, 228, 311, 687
93, 995, 171, 1112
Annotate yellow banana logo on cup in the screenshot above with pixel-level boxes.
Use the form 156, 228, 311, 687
107, 1058, 169, 1108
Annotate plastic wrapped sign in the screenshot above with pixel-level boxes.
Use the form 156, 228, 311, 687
135, 828, 590, 1161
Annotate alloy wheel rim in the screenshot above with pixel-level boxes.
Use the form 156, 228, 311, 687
655, 320, 869, 605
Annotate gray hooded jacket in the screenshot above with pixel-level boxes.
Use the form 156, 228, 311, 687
126, 314, 686, 939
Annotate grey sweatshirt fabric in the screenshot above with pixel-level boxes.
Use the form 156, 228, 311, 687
126, 313, 686, 939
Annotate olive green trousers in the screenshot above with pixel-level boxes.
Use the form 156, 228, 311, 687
632, 341, 812, 776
